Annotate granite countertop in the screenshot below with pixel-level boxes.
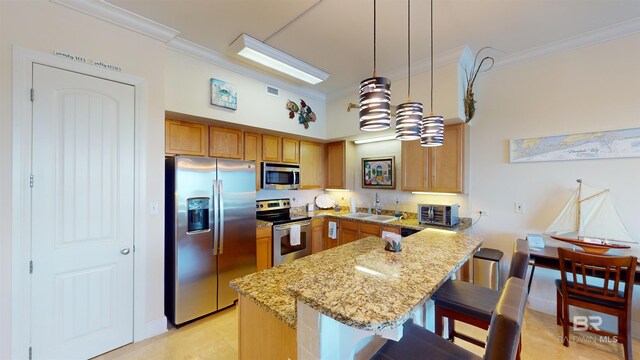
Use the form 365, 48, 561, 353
256, 219, 272, 228
296, 210, 472, 232
230, 229, 482, 330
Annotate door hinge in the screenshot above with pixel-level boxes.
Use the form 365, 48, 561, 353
29, 261, 33, 274
29, 346, 32, 360
30, 174, 34, 188
30, 88, 34, 102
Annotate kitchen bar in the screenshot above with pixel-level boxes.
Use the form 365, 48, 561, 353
230, 228, 482, 359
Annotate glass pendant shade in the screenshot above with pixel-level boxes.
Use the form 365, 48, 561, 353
359, 77, 392, 131
420, 115, 444, 147
395, 102, 423, 140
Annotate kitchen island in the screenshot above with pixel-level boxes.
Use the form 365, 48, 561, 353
230, 228, 482, 360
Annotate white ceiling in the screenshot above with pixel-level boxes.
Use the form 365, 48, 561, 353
108, 0, 640, 95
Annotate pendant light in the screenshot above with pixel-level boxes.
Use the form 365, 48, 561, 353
395, 0, 423, 140
421, 0, 444, 147
359, 0, 391, 131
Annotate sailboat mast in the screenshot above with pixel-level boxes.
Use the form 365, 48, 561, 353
576, 179, 582, 239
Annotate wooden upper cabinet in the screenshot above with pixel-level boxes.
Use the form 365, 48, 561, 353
262, 134, 282, 162
165, 119, 208, 156
429, 123, 465, 193
326, 141, 346, 189
244, 132, 262, 190
299, 141, 324, 189
209, 126, 243, 159
401, 140, 428, 192
282, 138, 299, 164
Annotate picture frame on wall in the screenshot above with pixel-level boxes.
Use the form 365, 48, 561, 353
210, 78, 237, 110
362, 156, 395, 189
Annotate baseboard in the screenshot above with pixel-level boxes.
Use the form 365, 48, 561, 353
145, 316, 168, 339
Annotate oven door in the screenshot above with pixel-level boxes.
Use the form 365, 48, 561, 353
262, 163, 300, 190
273, 220, 312, 266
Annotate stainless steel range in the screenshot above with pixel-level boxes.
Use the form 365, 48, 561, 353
256, 199, 312, 265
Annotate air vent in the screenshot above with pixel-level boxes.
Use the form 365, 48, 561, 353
266, 85, 279, 97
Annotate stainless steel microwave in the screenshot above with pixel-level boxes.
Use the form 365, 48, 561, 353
418, 204, 459, 227
261, 162, 300, 190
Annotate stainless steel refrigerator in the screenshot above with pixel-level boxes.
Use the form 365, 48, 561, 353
165, 155, 256, 326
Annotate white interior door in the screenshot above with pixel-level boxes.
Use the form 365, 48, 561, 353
31, 64, 135, 360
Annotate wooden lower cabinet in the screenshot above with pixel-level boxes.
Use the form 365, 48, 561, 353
382, 226, 401, 235
339, 219, 359, 245
238, 294, 296, 360
324, 219, 339, 250
256, 226, 272, 272
359, 222, 381, 238
311, 218, 324, 254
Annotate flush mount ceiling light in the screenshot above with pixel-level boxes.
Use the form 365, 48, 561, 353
395, 0, 423, 141
359, 0, 391, 132
421, 0, 444, 147
353, 134, 397, 144
229, 33, 329, 85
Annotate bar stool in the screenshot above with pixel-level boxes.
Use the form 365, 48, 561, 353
433, 239, 530, 351
371, 277, 528, 360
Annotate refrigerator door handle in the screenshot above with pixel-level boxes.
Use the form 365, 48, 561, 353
219, 180, 225, 254
212, 179, 219, 255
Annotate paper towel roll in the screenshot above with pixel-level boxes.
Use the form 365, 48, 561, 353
350, 197, 356, 214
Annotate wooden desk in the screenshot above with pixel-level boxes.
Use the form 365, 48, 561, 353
528, 242, 640, 293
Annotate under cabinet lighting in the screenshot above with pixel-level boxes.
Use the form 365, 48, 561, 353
229, 33, 329, 85
411, 191, 458, 196
325, 189, 350, 192
354, 135, 397, 144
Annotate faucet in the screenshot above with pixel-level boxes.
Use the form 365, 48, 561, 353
375, 193, 381, 215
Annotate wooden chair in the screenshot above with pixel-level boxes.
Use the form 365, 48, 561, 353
556, 248, 637, 360
372, 277, 528, 360
433, 239, 529, 354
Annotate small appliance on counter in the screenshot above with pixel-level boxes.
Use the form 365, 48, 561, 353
418, 203, 459, 227
256, 198, 312, 265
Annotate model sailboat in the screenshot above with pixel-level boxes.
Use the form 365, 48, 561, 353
544, 179, 636, 254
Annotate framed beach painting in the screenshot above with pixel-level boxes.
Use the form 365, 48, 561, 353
210, 78, 237, 110
362, 157, 395, 189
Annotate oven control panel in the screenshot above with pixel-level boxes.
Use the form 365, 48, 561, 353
256, 198, 291, 212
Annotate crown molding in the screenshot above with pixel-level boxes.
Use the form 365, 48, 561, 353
166, 37, 326, 102
495, 17, 640, 69
51, 0, 180, 43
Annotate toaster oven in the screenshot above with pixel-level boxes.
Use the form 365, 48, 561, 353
418, 204, 459, 227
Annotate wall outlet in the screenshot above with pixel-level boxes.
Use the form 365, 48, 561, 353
475, 210, 488, 216
514, 202, 525, 214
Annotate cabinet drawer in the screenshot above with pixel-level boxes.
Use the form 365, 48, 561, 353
340, 219, 358, 231
359, 223, 381, 236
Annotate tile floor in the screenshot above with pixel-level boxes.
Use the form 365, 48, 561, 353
94, 305, 639, 360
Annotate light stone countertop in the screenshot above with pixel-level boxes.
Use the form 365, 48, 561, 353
230, 229, 482, 330
256, 219, 272, 229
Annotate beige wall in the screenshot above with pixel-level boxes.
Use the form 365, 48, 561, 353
468, 33, 640, 329
165, 49, 327, 139
0, 1, 167, 357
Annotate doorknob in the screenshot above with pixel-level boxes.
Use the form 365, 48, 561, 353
120, 248, 131, 255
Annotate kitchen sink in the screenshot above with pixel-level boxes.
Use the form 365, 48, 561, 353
365, 215, 398, 223
341, 213, 373, 219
